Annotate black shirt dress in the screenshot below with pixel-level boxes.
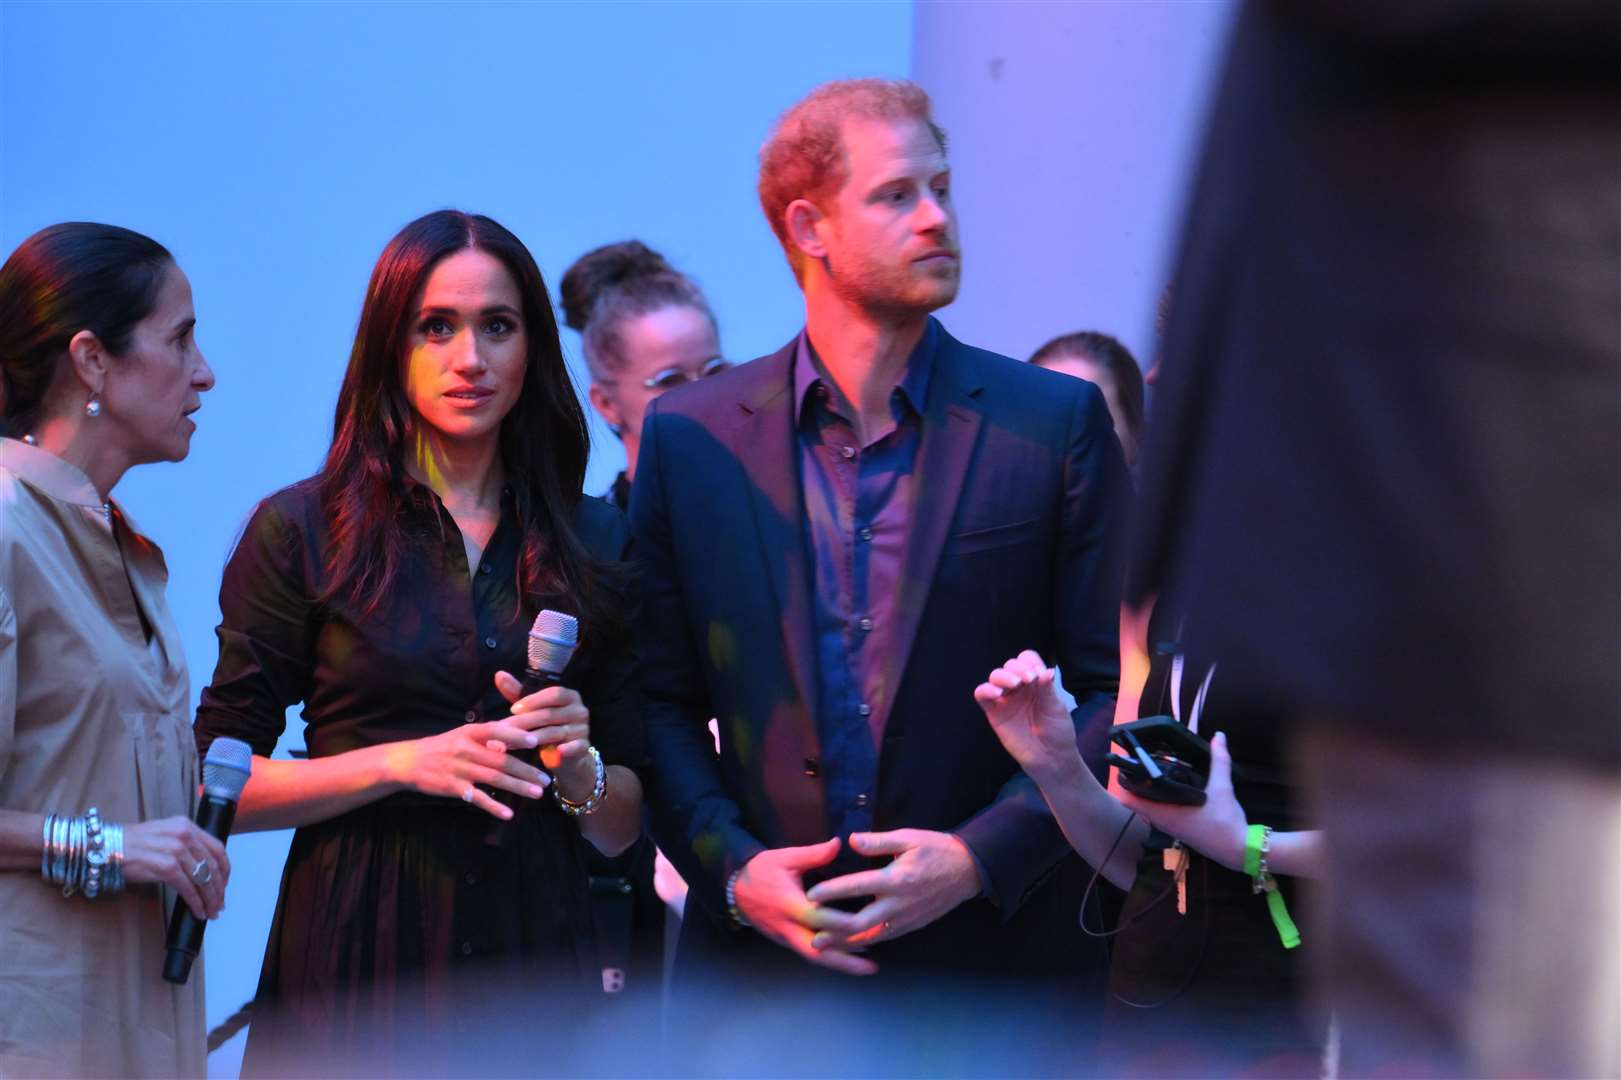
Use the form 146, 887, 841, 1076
195, 477, 642, 1075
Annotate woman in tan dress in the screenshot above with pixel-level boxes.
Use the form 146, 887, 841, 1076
0, 223, 228, 1077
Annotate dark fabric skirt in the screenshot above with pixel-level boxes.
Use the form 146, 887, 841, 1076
1103, 843, 1325, 1078
241, 795, 600, 1077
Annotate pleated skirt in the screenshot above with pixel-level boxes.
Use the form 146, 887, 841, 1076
241, 795, 599, 1077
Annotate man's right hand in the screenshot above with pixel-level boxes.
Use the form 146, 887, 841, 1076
734, 838, 876, 976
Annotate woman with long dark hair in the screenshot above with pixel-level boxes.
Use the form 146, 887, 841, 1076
0, 222, 223, 1076
194, 210, 644, 1073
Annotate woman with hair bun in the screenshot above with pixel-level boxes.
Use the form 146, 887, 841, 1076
558, 240, 726, 1002
0, 222, 224, 1077
560, 240, 727, 511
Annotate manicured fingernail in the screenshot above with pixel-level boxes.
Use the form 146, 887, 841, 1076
529, 784, 543, 797
811, 933, 831, 949
524, 734, 539, 747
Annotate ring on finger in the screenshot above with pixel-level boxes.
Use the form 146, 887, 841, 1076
190, 858, 213, 885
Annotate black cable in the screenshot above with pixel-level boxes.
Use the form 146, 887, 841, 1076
206, 1000, 254, 1053
1077, 813, 1182, 938
1110, 851, 1213, 1010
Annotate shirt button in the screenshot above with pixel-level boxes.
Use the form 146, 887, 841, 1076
854, 793, 870, 808
858, 527, 873, 542
464, 710, 478, 724
857, 616, 874, 632
857, 703, 872, 718
459, 942, 474, 956
479, 562, 492, 575
463, 872, 478, 886
484, 636, 498, 649
840, 445, 856, 460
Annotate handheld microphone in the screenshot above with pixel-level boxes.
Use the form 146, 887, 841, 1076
484, 610, 578, 846
523, 609, 579, 771
162, 736, 252, 985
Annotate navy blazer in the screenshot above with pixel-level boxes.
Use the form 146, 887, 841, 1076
631, 320, 1128, 970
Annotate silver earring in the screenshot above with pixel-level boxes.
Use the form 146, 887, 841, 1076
84, 398, 101, 418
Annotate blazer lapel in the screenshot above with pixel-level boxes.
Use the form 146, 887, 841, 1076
879, 333, 984, 739
732, 345, 821, 727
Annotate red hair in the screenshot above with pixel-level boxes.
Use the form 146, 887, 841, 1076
757, 79, 946, 281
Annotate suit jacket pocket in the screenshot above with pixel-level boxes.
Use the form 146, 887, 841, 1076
942, 517, 1044, 558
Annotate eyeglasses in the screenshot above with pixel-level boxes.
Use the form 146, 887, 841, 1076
642, 357, 733, 392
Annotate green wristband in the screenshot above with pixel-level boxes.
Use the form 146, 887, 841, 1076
1243, 824, 1266, 878
1266, 888, 1302, 949
1245, 824, 1302, 950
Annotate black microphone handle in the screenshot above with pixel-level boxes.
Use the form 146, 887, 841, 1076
162, 794, 237, 985
521, 668, 565, 695
483, 669, 565, 847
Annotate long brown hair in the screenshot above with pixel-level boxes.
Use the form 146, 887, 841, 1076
319, 209, 617, 638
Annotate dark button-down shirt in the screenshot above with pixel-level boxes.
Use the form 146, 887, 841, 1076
794, 322, 935, 838
195, 477, 642, 772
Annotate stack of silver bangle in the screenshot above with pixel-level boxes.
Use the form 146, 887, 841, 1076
41, 808, 125, 898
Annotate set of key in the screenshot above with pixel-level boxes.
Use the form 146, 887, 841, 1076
1162, 843, 1188, 915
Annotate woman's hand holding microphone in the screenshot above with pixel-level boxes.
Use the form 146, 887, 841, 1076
120, 817, 231, 921
380, 671, 593, 819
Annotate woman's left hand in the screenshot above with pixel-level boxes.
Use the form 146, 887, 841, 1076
493, 671, 596, 799
1117, 730, 1248, 872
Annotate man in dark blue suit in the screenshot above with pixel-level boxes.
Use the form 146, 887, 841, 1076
631, 79, 1129, 1063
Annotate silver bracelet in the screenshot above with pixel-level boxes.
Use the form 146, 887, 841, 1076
1250, 824, 1276, 895
42, 812, 119, 898
104, 822, 125, 894
61, 814, 86, 897
553, 746, 606, 817
41, 814, 54, 881
83, 807, 106, 900
50, 814, 70, 888
725, 868, 751, 929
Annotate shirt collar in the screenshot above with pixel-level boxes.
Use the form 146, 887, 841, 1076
0, 437, 108, 509
793, 317, 938, 424
399, 469, 515, 507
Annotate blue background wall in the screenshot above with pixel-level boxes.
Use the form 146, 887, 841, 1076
914, 1, 1232, 365
0, 2, 1228, 1074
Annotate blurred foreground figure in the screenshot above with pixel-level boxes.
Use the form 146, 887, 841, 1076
1133, 4, 1620, 1077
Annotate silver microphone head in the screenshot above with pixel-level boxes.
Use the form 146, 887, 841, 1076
201, 737, 253, 801
527, 609, 579, 677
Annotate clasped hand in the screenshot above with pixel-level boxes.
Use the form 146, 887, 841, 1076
383, 671, 594, 820
734, 830, 982, 977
